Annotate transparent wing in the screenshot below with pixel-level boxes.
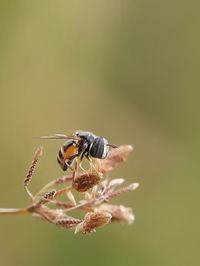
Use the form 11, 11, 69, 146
40, 134, 80, 140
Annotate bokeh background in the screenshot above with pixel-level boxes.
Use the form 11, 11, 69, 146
0, 1, 199, 266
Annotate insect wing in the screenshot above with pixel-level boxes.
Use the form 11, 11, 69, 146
40, 134, 80, 140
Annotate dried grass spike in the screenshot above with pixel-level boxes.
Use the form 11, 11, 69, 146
24, 146, 43, 199
43, 189, 56, 201
105, 182, 139, 201
56, 217, 82, 229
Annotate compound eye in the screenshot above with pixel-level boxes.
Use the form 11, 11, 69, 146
75, 130, 81, 137
75, 130, 87, 138
75, 130, 96, 140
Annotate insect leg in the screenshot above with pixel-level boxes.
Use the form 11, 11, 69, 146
86, 156, 99, 174
76, 156, 89, 175
64, 153, 79, 172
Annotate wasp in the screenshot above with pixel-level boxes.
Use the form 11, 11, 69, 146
41, 131, 117, 172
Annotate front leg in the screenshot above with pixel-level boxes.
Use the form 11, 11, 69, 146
64, 153, 79, 172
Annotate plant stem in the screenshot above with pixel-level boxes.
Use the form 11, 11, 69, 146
34, 176, 72, 199
0, 208, 28, 215
54, 185, 72, 198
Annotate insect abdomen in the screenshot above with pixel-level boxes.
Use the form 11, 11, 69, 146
89, 137, 108, 159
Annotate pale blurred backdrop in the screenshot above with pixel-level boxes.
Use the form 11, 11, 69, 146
0, 1, 199, 266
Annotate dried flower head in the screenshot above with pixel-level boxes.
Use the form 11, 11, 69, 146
75, 211, 112, 234
0, 144, 139, 234
72, 172, 102, 192
96, 204, 134, 224
95, 145, 133, 174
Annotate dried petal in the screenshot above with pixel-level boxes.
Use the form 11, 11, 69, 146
75, 211, 112, 234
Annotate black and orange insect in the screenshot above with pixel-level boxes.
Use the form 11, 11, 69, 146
41, 131, 117, 171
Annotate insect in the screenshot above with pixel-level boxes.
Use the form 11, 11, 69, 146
40, 131, 117, 172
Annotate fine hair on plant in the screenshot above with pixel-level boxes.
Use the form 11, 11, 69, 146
0, 144, 139, 234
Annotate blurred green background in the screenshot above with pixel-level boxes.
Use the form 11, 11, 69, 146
0, 1, 199, 266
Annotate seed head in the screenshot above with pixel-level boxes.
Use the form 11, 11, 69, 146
75, 211, 112, 234
95, 145, 133, 174
2, 143, 138, 235
97, 204, 135, 224
72, 172, 101, 192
